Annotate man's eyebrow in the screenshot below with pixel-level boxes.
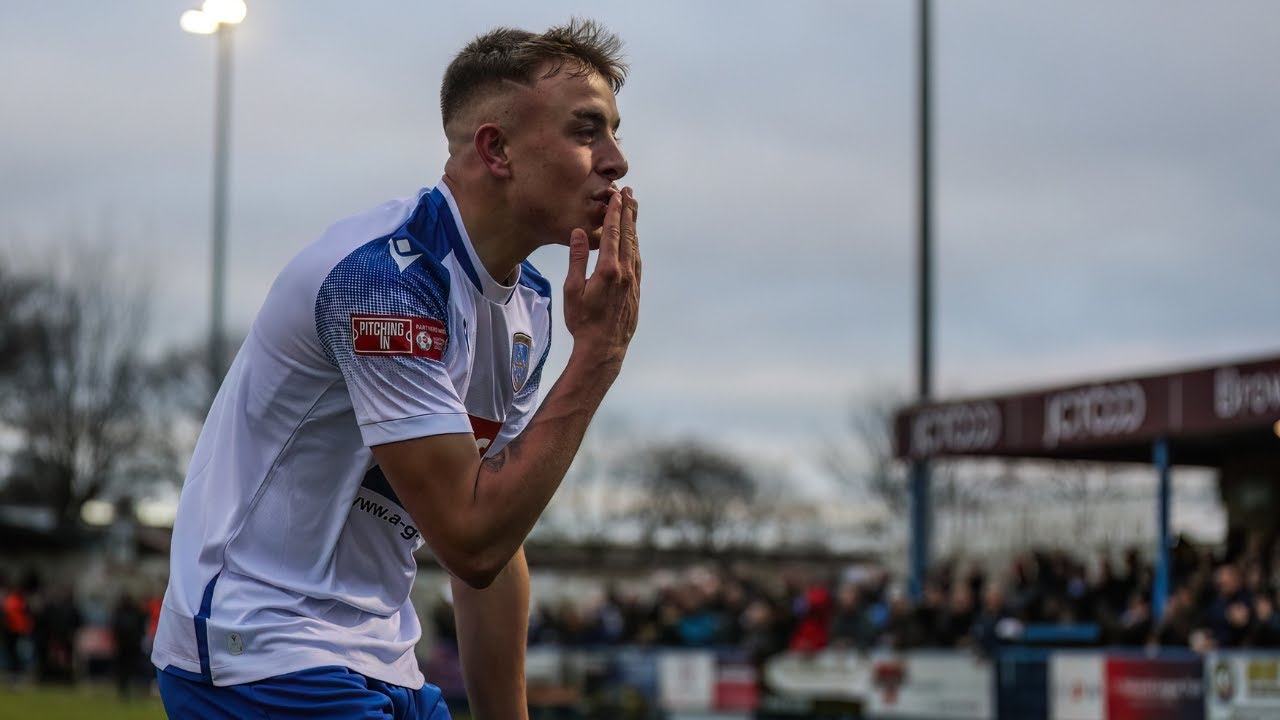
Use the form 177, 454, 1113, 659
572, 109, 621, 132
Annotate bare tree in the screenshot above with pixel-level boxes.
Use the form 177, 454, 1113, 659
537, 413, 630, 544
0, 249, 157, 528
627, 440, 758, 554
824, 391, 911, 516
0, 266, 48, 376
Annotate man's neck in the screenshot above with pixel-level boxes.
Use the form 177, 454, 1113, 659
441, 174, 528, 285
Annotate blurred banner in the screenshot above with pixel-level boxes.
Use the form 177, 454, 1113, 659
425, 645, 1280, 719
1206, 652, 1280, 720
864, 653, 992, 719
1104, 655, 1203, 720
1049, 652, 1105, 720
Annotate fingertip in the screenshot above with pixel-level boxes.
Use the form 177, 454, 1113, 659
568, 229, 589, 262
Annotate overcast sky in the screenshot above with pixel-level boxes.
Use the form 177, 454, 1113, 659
2, 1, 1278, 494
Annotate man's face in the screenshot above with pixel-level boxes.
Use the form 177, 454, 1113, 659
503, 64, 628, 247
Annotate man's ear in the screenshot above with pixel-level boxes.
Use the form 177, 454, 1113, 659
473, 124, 511, 179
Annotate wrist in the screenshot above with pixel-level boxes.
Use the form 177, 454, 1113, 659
565, 346, 625, 382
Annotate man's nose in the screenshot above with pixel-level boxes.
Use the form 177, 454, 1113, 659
599, 141, 628, 181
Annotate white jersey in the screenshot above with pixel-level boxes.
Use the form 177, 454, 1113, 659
152, 182, 553, 688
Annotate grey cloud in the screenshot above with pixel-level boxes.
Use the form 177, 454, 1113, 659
1, 0, 1277, 460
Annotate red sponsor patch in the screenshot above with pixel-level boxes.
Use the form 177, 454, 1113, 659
469, 415, 504, 456
351, 314, 447, 360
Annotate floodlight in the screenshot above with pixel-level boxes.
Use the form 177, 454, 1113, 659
180, 9, 218, 35
202, 0, 247, 26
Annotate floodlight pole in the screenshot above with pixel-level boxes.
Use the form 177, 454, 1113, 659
208, 23, 234, 402
909, 0, 934, 602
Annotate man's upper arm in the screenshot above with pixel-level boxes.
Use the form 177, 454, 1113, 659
371, 432, 485, 574
315, 236, 470, 445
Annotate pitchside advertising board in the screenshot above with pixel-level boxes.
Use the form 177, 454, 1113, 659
1206, 652, 1280, 720
764, 650, 993, 719
1104, 656, 1203, 720
1050, 653, 1105, 720
864, 653, 993, 719
1050, 652, 1203, 720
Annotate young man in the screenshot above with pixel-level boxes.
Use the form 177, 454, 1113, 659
152, 19, 639, 719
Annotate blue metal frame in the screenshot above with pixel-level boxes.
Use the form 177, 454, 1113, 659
909, 459, 931, 600
1153, 437, 1172, 620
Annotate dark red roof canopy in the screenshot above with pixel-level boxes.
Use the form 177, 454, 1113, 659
893, 352, 1280, 466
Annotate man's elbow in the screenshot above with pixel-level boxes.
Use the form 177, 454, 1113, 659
440, 546, 509, 590
450, 560, 505, 590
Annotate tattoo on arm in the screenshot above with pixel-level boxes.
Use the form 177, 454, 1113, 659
481, 448, 509, 474
475, 435, 527, 499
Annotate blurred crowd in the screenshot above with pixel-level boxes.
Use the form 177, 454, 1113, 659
0, 569, 160, 698
429, 531, 1280, 663
6, 531, 1280, 696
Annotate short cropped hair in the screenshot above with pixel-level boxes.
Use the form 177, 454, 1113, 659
441, 18, 628, 130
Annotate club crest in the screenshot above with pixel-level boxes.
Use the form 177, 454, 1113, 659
511, 333, 532, 392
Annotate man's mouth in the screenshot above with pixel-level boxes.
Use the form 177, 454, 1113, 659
590, 186, 620, 204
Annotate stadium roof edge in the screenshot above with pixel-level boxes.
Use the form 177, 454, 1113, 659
892, 350, 1280, 466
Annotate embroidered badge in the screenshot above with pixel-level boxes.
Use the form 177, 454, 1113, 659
511, 332, 532, 392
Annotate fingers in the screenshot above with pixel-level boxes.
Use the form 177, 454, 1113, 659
564, 228, 589, 297
597, 190, 624, 271
617, 187, 639, 270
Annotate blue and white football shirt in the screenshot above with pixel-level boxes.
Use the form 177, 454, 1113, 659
152, 182, 553, 688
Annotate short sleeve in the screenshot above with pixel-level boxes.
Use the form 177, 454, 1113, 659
315, 236, 472, 446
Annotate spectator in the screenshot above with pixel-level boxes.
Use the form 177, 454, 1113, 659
787, 585, 831, 652
828, 583, 876, 651
1096, 552, 1131, 621
936, 584, 976, 648
1113, 591, 1152, 646
1006, 555, 1042, 622
740, 598, 785, 667
971, 584, 1012, 657
2, 570, 37, 683
880, 588, 926, 651
1208, 564, 1254, 648
1150, 585, 1198, 648
34, 584, 80, 684
714, 579, 748, 646
913, 583, 946, 647
0, 571, 13, 679
1245, 590, 1280, 647
110, 592, 148, 699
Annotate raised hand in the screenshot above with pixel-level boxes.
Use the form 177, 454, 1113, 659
563, 186, 641, 372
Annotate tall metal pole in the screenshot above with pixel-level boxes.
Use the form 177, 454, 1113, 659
909, 0, 934, 601
1153, 438, 1172, 620
209, 24, 234, 403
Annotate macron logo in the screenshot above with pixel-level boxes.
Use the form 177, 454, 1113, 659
388, 237, 421, 272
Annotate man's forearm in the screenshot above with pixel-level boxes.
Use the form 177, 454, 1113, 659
452, 546, 530, 720
462, 353, 618, 573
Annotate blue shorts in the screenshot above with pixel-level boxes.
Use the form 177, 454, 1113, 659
157, 665, 452, 720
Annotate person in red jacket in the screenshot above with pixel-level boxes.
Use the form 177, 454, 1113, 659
2, 572, 36, 681
788, 585, 832, 652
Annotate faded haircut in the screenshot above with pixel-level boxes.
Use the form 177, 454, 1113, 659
440, 18, 628, 130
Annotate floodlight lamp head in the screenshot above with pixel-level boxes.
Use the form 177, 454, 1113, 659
202, 0, 247, 26
180, 0, 246, 35
179, 9, 218, 35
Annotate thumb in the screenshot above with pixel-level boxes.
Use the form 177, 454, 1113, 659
564, 228, 589, 297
